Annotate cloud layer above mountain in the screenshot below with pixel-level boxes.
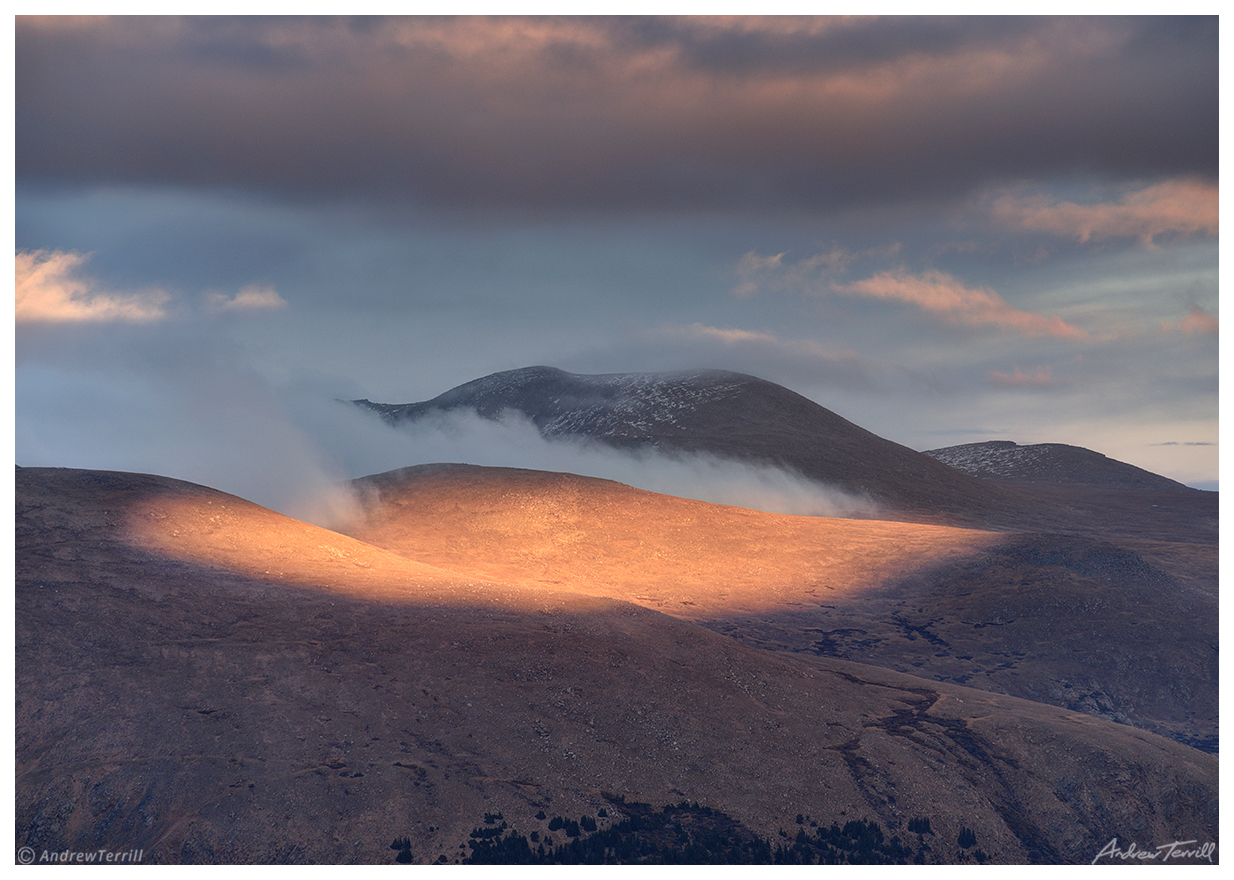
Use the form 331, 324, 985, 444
17, 16, 1216, 212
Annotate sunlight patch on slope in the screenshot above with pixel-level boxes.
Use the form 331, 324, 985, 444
117, 468, 1000, 622
122, 489, 495, 606
344, 466, 1003, 620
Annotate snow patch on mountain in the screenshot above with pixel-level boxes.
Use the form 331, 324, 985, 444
924, 441, 1044, 480
536, 372, 747, 439
360, 367, 751, 441
923, 440, 1187, 491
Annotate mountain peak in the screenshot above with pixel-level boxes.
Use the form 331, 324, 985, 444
362, 367, 763, 438
923, 440, 1191, 492
356, 366, 1007, 516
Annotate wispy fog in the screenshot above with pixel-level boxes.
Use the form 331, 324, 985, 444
15, 363, 363, 528
292, 400, 881, 521
16, 349, 879, 529
14, 260, 876, 528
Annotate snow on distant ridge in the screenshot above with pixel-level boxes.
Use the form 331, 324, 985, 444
535, 371, 747, 439
923, 440, 1187, 491
361, 366, 751, 443
924, 440, 1040, 480
354, 366, 1042, 513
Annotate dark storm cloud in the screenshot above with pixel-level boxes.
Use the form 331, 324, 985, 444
15, 15, 1217, 214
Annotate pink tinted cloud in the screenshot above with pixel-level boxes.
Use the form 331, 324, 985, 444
989, 366, 1055, 388
15, 249, 168, 323
1161, 306, 1218, 336
16, 18, 1215, 213
833, 269, 1089, 340
676, 322, 780, 345
206, 284, 288, 312
990, 179, 1218, 246
733, 244, 901, 298
661, 323, 850, 361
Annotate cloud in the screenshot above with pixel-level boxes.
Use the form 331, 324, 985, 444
990, 179, 1218, 246
15, 16, 1217, 214
15, 362, 362, 529
17, 249, 292, 327
14, 317, 369, 529
207, 283, 288, 312
643, 322, 882, 391
732, 251, 786, 297
1161, 305, 1218, 336
15, 249, 168, 322
675, 323, 779, 345
989, 366, 1055, 389
832, 269, 1090, 340
732, 244, 901, 298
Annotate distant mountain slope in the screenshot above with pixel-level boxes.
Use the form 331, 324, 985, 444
356, 367, 1009, 517
15, 466, 1219, 864
922, 440, 1191, 492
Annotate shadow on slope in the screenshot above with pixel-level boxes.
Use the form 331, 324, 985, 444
712, 533, 1219, 753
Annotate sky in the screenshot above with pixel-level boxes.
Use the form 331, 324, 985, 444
12, 13, 1221, 519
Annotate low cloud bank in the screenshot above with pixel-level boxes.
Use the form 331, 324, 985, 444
15, 280, 876, 527
17, 352, 878, 527
316, 406, 881, 520
16, 362, 366, 529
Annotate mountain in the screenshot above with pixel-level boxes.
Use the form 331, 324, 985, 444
923, 440, 1193, 492
15, 466, 1219, 864
355, 366, 1011, 518
358, 366, 1218, 546
343, 464, 1217, 753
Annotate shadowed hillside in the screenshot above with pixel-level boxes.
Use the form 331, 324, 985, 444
15, 467, 1218, 864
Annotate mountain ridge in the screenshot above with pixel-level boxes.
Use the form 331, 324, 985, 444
923, 440, 1196, 492
356, 366, 1011, 517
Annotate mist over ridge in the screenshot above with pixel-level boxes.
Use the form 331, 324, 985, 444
19, 359, 1209, 530
348, 405, 883, 520
15, 356, 883, 527
354, 365, 1017, 520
